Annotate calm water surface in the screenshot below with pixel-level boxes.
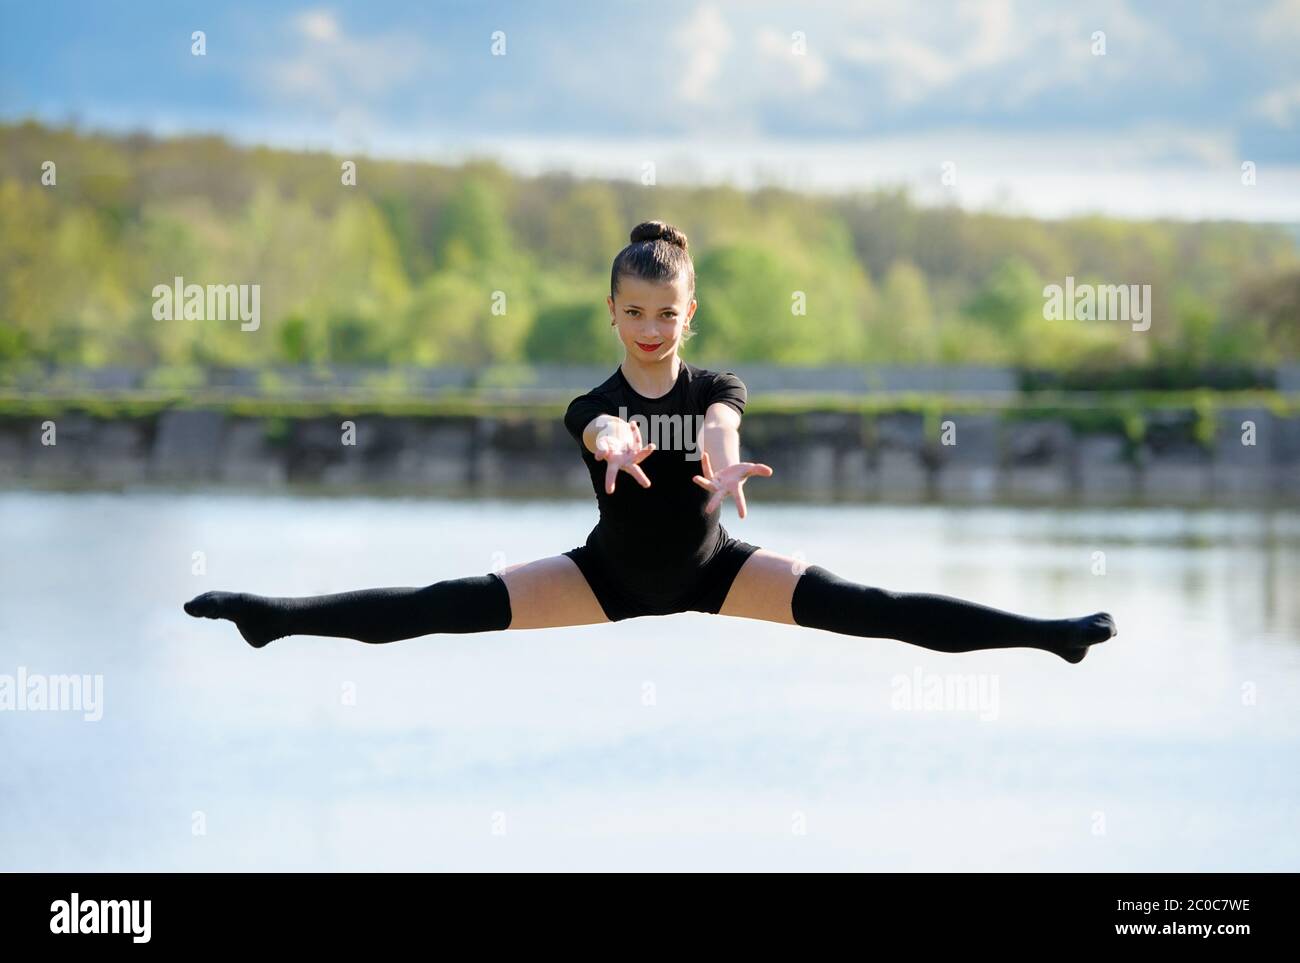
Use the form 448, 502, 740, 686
1, 490, 1297, 870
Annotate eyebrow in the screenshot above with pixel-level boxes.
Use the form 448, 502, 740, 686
624, 304, 678, 310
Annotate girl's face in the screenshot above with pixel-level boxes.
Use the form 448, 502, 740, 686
607, 271, 696, 363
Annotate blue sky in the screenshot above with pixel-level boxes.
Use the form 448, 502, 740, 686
3, 0, 1298, 219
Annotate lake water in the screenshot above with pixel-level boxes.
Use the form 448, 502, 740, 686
2, 490, 1297, 871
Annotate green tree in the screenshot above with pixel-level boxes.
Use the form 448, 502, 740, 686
876, 259, 936, 362
543, 183, 624, 276
435, 177, 514, 272
524, 299, 614, 362
965, 257, 1042, 334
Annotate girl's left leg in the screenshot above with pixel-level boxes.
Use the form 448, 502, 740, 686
718, 549, 1116, 663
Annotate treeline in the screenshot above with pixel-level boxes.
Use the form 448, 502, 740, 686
1, 119, 1298, 372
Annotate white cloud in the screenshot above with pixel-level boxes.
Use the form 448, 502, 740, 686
833, 0, 1193, 111
674, 4, 733, 104
260, 9, 432, 116
1254, 82, 1300, 128
840, 34, 954, 105
957, 0, 1017, 69
1257, 0, 1300, 42
755, 26, 828, 91
836, 0, 1020, 104
296, 9, 341, 44
354, 125, 1296, 221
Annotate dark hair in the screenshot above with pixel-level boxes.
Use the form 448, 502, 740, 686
610, 221, 695, 299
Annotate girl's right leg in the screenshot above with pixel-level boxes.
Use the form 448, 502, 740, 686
183, 555, 607, 647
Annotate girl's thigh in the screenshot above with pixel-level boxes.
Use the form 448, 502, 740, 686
498, 555, 610, 629
717, 548, 802, 624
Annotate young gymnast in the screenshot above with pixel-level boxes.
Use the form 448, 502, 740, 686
185, 220, 1116, 662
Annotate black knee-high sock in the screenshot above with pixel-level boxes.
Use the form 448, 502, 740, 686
790, 565, 1115, 663
183, 573, 513, 647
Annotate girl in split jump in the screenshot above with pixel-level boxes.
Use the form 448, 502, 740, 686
185, 221, 1117, 662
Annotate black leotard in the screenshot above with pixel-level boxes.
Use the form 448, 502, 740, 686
561, 361, 758, 618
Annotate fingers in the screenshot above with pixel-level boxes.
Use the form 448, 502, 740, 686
604, 455, 655, 495
623, 441, 654, 487
735, 479, 748, 519
747, 462, 774, 477
700, 450, 713, 478
691, 474, 715, 491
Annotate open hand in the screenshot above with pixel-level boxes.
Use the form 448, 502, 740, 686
593, 418, 656, 494
691, 450, 773, 519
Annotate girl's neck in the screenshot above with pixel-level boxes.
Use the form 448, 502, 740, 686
620, 353, 682, 398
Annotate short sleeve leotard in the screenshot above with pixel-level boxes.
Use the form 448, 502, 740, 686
561, 360, 760, 621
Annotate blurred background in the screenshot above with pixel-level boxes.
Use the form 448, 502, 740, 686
1, 1, 1298, 872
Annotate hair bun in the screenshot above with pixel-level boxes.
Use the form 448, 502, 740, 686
630, 220, 688, 250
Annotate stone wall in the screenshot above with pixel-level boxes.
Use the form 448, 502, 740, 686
2, 407, 1296, 504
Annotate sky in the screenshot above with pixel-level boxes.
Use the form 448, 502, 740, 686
2, 0, 1299, 221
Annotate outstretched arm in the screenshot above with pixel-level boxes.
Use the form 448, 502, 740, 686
693, 403, 772, 518
698, 402, 743, 470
